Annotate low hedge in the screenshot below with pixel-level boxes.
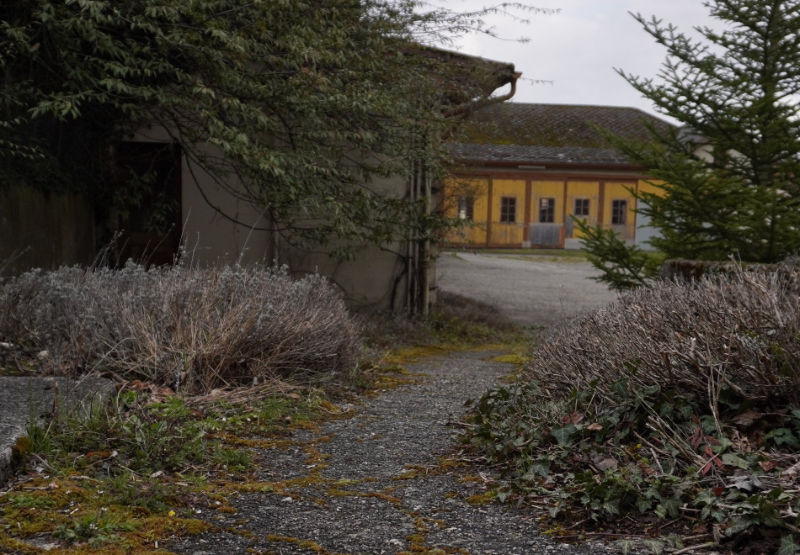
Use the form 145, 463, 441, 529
0, 264, 360, 393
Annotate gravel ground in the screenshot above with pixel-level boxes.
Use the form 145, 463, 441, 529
170, 351, 616, 555
436, 252, 617, 327
170, 255, 621, 554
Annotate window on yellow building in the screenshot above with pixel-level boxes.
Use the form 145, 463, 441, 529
500, 197, 516, 223
611, 199, 627, 225
574, 198, 590, 217
458, 196, 474, 221
539, 198, 555, 223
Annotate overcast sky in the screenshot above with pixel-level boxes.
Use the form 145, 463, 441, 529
431, 1, 719, 124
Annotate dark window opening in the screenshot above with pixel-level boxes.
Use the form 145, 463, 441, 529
539, 197, 555, 223
500, 196, 516, 223
611, 199, 627, 225
574, 198, 590, 217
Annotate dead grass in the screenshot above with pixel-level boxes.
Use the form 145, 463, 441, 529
357, 290, 528, 352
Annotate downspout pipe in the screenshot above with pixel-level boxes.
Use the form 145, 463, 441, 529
415, 69, 520, 316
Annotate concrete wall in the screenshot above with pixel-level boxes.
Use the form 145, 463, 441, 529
180, 149, 410, 309
132, 126, 276, 266
275, 172, 413, 310
179, 154, 276, 266
0, 185, 94, 275
2, 124, 414, 310
278, 241, 409, 310
133, 126, 412, 309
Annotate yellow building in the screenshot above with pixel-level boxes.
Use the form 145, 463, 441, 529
443, 103, 672, 249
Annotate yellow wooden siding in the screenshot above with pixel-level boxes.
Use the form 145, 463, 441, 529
565, 181, 600, 238
444, 176, 489, 245
491, 179, 526, 245
604, 182, 637, 239
444, 176, 659, 247
637, 179, 665, 197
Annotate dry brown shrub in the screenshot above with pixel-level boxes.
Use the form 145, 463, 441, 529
525, 264, 800, 408
0, 264, 360, 393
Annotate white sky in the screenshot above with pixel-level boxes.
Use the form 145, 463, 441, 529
431, 1, 718, 124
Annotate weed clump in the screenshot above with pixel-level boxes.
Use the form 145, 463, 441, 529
360, 290, 527, 351
466, 264, 800, 552
0, 263, 359, 393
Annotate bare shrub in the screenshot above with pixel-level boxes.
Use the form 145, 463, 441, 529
465, 264, 800, 549
526, 263, 800, 408
0, 264, 360, 393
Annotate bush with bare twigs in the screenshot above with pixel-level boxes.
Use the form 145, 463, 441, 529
531, 264, 800, 409
467, 264, 800, 552
0, 263, 359, 394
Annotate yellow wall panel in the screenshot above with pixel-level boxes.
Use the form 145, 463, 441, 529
565, 181, 600, 238
530, 180, 564, 224
604, 182, 637, 240
637, 179, 666, 197
443, 176, 489, 245
604, 182, 636, 220
444, 176, 659, 247
490, 179, 526, 245
491, 179, 526, 222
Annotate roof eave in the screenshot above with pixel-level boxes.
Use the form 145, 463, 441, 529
450, 158, 648, 173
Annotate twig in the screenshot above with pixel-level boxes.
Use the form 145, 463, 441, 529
680, 533, 712, 542
707, 364, 723, 438
73, 475, 102, 483
678, 506, 701, 513
650, 447, 665, 474
562, 518, 590, 530
672, 541, 718, 554
645, 415, 701, 466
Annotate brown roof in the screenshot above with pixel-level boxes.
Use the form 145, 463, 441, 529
448, 102, 673, 167
447, 143, 631, 167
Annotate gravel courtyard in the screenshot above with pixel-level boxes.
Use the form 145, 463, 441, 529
436, 251, 617, 327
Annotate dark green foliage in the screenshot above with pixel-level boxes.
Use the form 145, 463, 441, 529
27, 390, 248, 476
572, 217, 662, 290
583, 0, 800, 288
0, 0, 524, 252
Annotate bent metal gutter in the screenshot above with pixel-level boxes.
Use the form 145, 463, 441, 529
444, 71, 522, 120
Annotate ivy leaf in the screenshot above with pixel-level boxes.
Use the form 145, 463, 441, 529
602, 500, 620, 516
777, 534, 800, 555
654, 498, 680, 520
550, 425, 577, 446
721, 453, 750, 470
636, 497, 652, 513
765, 428, 800, 448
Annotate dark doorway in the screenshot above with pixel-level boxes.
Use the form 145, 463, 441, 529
113, 142, 182, 266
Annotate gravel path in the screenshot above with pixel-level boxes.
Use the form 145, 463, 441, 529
171, 351, 614, 554
436, 252, 616, 327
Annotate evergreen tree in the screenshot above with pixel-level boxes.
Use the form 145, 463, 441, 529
578, 0, 800, 287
